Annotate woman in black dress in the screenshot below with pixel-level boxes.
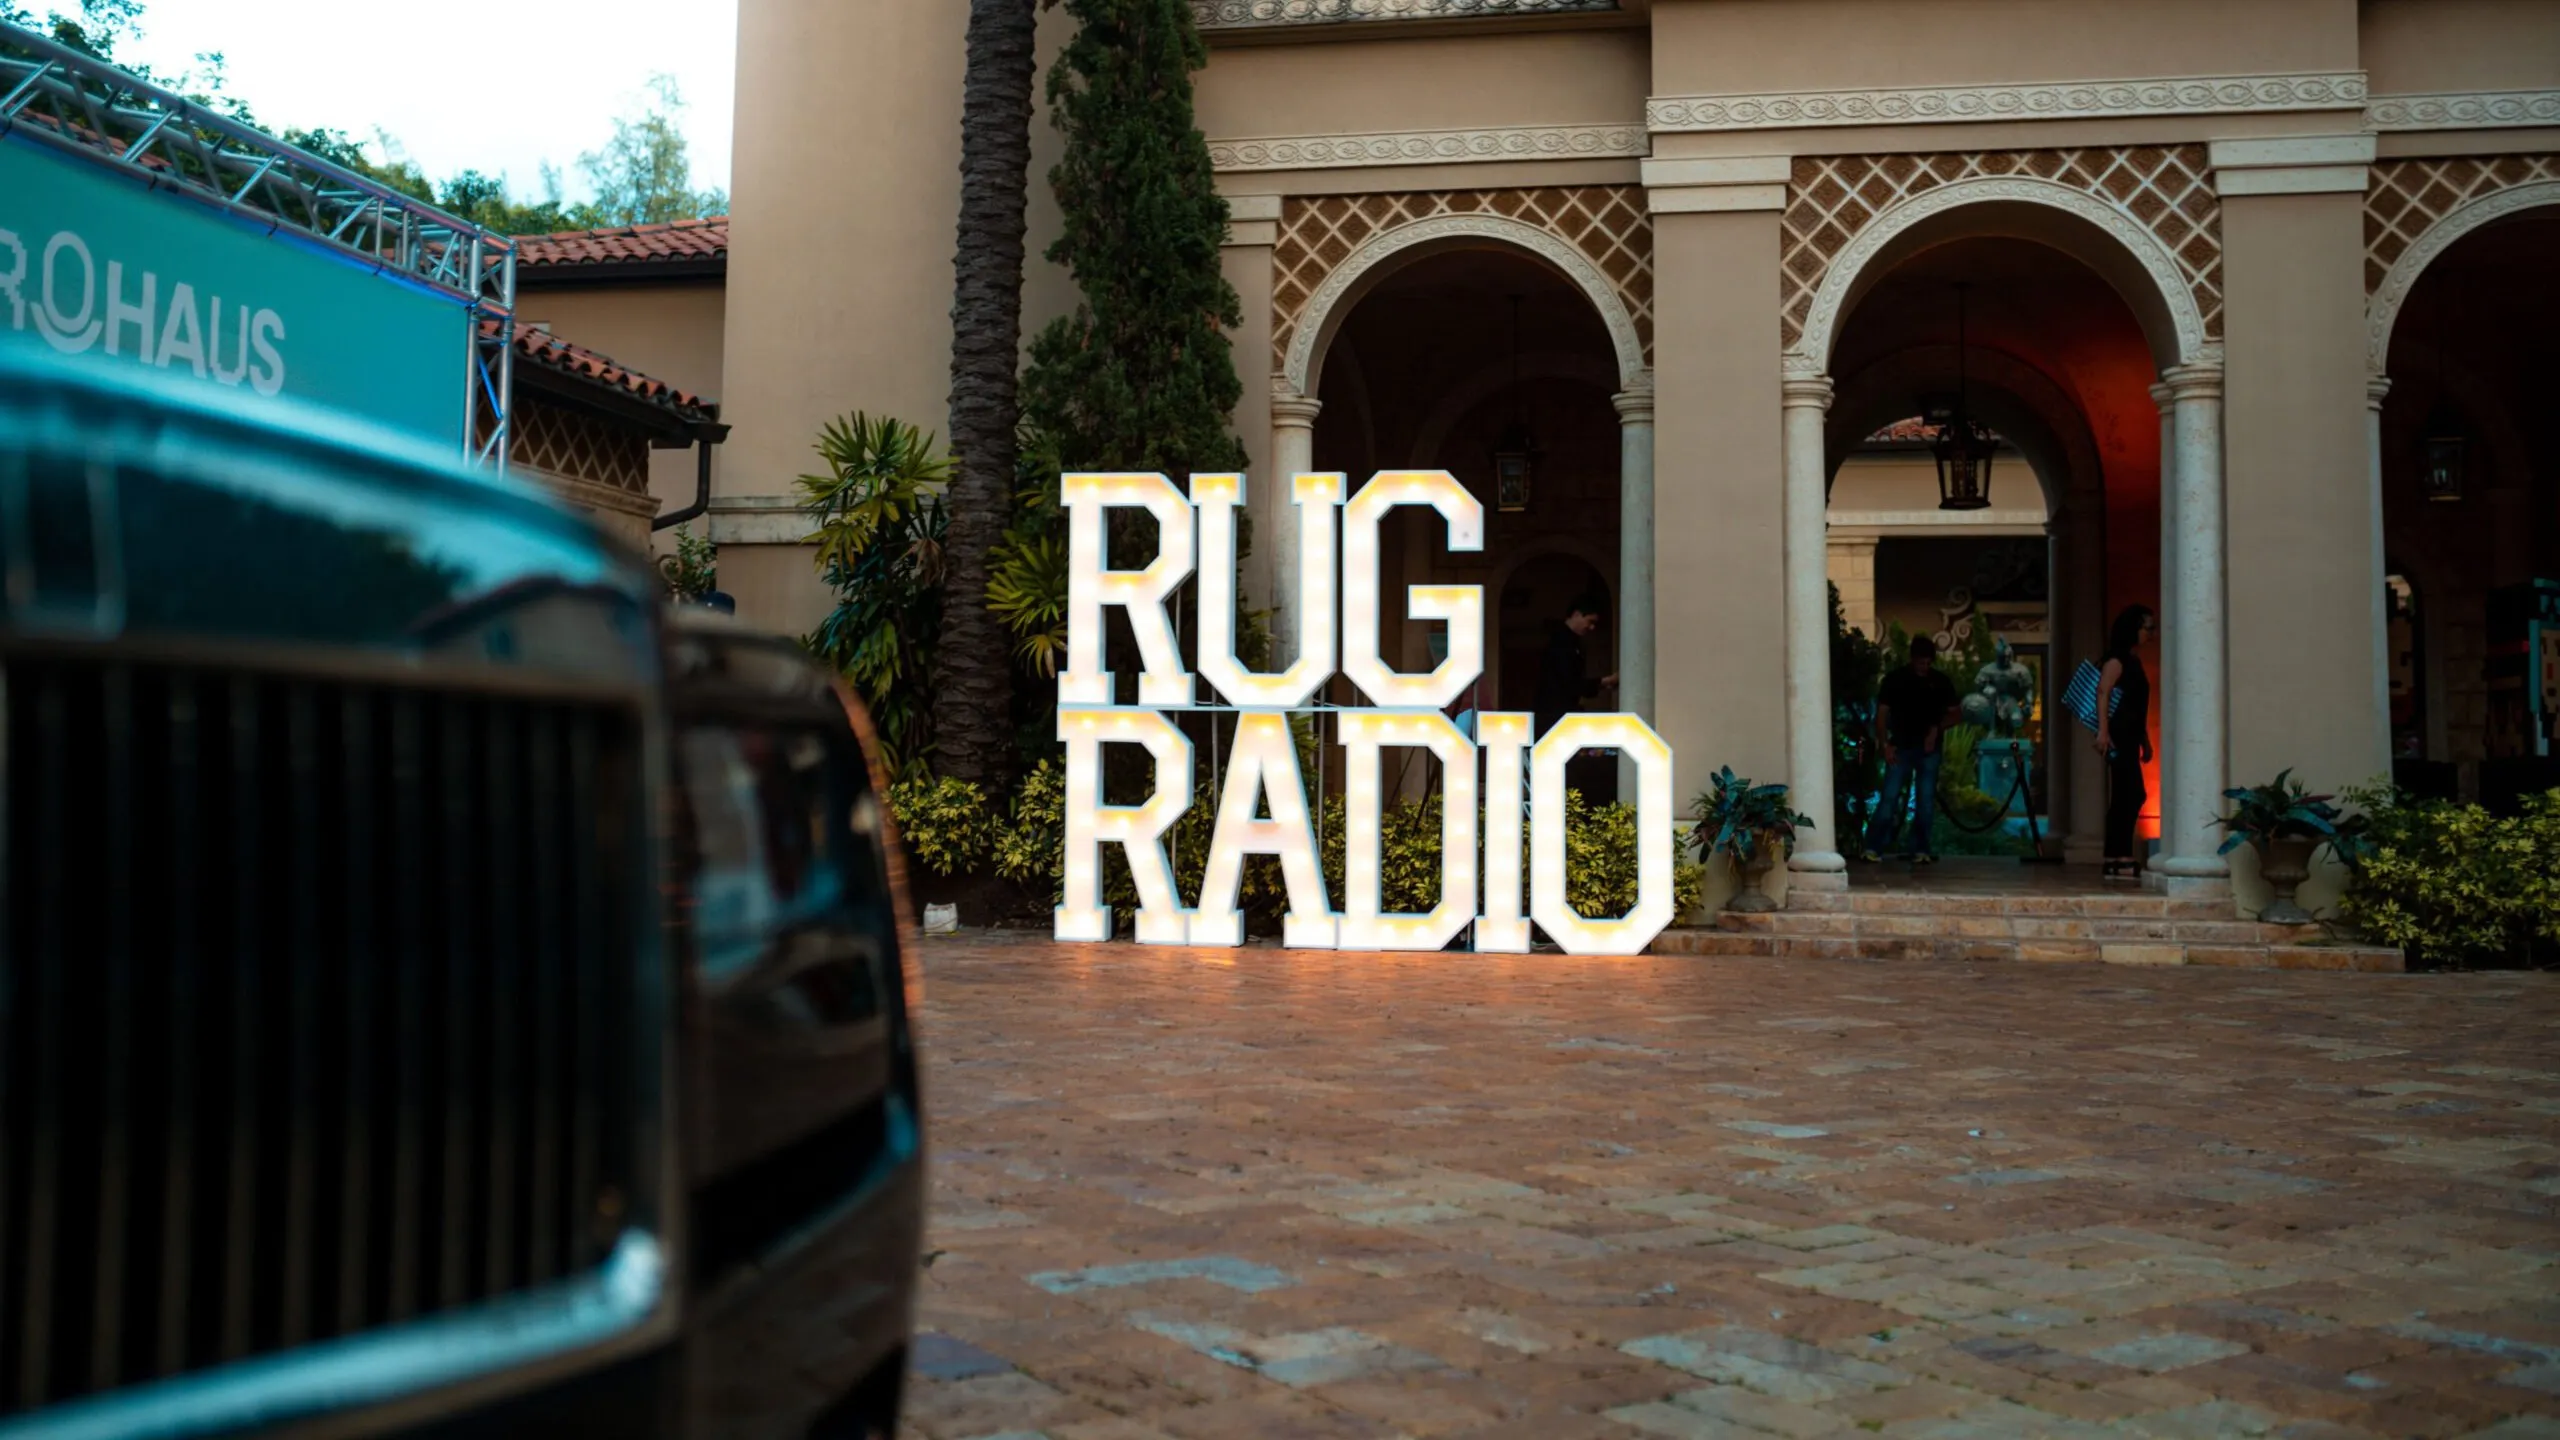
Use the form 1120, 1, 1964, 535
2093, 604, 2156, 881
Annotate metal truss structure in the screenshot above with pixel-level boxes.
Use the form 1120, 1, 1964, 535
0, 22, 516, 471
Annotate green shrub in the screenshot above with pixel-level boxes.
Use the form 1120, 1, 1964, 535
1829, 583, 1888, 844
1691, 767, 1812, 867
2517, 790, 2560, 951
1564, 789, 1708, 922
2335, 784, 2560, 969
993, 759, 1068, 887
888, 773, 998, 878
799, 414, 949, 778
656, 524, 715, 602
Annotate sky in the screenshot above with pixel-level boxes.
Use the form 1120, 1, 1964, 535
114, 0, 737, 207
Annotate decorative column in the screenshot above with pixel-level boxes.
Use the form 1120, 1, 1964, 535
1781, 374, 1844, 885
2042, 515, 2071, 854
1269, 392, 1323, 666
1221, 196, 1281, 613
2125, 380, 2177, 868
2365, 375, 2393, 776
2058, 499, 2108, 863
1613, 388, 1657, 722
2156, 363, 2227, 884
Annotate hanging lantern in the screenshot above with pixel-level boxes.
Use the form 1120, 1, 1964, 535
2416, 386, 2457, 504
2417, 269, 2467, 505
2420, 407, 2467, 503
1926, 283, 1994, 511
1491, 293, 1537, 512
1492, 422, 1537, 512
1928, 407, 1997, 512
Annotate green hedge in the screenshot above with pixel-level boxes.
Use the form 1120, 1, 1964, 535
893, 760, 1705, 938
2336, 785, 2560, 970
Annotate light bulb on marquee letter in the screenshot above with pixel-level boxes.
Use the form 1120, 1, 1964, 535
1341, 470, 1483, 710
1059, 472, 1196, 708
1337, 710, 1479, 952
1528, 714, 1677, 956
1189, 711, 1335, 949
1194, 471, 1341, 708
1473, 711, 1533, 953
1055, 705, 1193, 945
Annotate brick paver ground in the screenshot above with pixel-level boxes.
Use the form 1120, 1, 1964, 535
900, 934, 2560, 1440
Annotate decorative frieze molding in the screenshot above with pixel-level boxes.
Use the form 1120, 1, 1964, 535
1647, 72, 2366, 133
1209, 123, 1646, 172
1194, 0, 1611, 28
2367, 89, 2560, 131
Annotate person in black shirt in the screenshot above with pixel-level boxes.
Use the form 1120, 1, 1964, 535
1860, 634, 1961, 863
2093, 604, 2156, 881
1533, 594, 1617, 738
1534, 594, 1619, 803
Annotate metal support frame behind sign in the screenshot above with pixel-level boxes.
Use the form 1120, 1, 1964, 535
0, 23, 515, 471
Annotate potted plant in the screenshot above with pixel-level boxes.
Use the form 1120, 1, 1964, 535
1692, 767, 1815, 914
2214, 769, 2352, 925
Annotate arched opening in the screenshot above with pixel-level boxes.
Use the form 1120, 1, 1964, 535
1824, 231, 2166, 864
1308, 244, 1629, 742
2377, 205, 2560, 808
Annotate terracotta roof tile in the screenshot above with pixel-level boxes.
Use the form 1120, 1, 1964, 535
485, 319, 719, 428
515, 216, 728, 269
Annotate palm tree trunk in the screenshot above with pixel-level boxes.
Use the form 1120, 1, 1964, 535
937, 0, 1039, 788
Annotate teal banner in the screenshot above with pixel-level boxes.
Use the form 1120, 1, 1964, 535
0, 135, 473, 449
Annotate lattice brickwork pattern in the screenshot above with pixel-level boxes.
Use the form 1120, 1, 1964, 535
1272, 187, 1652, 377
2364, 154, 2560, 296
1781, 147, 2220, 351
509, 396, 650, 494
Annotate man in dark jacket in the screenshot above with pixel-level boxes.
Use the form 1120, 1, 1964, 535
1861, 634, 1961, 863
1534, 594, 1617, 738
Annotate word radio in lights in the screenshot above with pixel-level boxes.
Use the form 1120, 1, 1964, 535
1054, 469, 1677, 957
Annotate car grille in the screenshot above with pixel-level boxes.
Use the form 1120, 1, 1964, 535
0, 648, 653, 1414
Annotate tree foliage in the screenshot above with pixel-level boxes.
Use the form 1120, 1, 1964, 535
1019, 0, 1245, 478
934, 0, 1043, 789
574, 74, 726, 227
1, 2, 715, 236
799, 414, 953, 778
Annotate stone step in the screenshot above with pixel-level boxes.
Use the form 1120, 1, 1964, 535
1713, 908, 2334, 947
1780, 890, 2237, 920
1648, 926, 2404, 971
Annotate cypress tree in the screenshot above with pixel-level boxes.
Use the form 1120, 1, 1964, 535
1021, 0, 1247, 479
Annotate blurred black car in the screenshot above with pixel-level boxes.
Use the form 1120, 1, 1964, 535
0, 351, 923, 1438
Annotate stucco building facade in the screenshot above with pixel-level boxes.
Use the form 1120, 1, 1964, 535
696, 0, 2558, 897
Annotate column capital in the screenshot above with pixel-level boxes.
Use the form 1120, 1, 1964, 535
1222, 193, 1283, 249
1642, 155, 1790, 215
1611, 389, 1655, 425
2148, 380, 2174, 412
2367, 373, 2393, 410
2208, 135, 2375, 197
1271, 392, 1323, 428
2159, 363, 2223, 402
1779, 374, 1834, 411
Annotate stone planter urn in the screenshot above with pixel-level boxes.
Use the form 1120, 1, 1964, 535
2256, 835, 2320, 925
1727, 841, 1783, 914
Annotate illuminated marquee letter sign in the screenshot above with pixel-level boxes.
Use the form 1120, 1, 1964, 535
1053, 470, 1678, 956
